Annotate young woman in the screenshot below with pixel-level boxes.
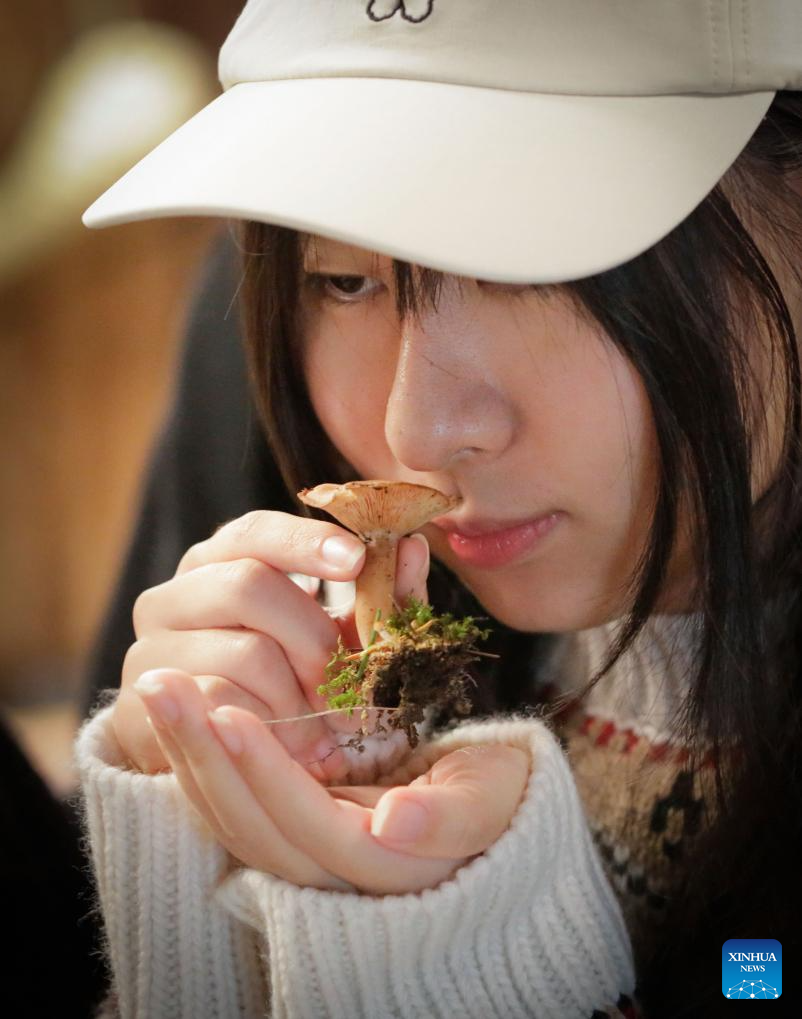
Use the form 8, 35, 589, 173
76, 2, 802, 1016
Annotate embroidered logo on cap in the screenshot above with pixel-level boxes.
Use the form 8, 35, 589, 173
367, 0, 435, 24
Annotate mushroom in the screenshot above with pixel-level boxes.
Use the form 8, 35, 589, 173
298, 480, 459, 648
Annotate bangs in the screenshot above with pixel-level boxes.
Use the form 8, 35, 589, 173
296, 229, 563, 323
391, 261, 447, 322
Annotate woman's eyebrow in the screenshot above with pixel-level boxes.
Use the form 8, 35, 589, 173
302, 244, 385, 275
303, 235, 377, 261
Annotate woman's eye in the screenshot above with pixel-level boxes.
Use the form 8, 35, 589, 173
307, 274, 383, 303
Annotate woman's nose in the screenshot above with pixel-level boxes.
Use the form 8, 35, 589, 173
383, 287, 516, 473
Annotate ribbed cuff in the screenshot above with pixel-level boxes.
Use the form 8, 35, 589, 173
219, 716, 636, 1019
75, 704, 267, 1019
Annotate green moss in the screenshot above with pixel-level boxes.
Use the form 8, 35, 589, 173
318, 636, 369, 717
383, 597, 491, 645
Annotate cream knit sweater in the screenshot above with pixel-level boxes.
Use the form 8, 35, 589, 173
75, 615, 700, 1019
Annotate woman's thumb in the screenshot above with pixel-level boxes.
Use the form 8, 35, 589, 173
394, 532, 430, 606
371, 744, 530, 859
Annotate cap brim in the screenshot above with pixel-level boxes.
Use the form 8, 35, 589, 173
82, 78, 773, 283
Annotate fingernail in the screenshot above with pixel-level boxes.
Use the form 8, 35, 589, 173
321, 536, 365, 571
133, 672, 180, 724
409, 533, 430, 579
372, 798, 429, 844
409, 532, 429, 554
208, 709, 244, 755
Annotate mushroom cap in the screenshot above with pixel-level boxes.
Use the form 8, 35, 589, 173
298, 480, 458, 540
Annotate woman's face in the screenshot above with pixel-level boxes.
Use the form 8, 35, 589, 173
299, 236, 691, 632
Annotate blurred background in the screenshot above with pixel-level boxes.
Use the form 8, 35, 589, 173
1, 0, 245, 795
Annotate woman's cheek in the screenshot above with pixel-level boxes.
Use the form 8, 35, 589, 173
304, 332, 394, 475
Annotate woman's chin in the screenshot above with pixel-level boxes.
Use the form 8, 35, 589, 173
461, 576, 626, 634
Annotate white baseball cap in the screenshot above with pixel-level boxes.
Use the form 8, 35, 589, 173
82, 0, 801, 283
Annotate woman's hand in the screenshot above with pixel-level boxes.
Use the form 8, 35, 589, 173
112, 510, 429, 776
134, 669, 530, 895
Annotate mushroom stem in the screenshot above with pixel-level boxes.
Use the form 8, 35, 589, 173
355, 535, 397, 648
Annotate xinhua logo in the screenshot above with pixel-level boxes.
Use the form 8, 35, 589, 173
722, 939, 782, 999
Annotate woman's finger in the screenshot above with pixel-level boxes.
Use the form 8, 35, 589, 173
193, 675, 346, 783
111, 686, 170, 773
370, 744, 531, 859
175, 510, 366, 582
327, 785, 386, 809
133, 559, 339, 710
203, 704, 465, 894
133, 669, 351, 889
123, 629, 343, 773
394, 533, 430, 606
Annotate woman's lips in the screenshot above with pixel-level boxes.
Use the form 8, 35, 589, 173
434, 512, 562, 569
